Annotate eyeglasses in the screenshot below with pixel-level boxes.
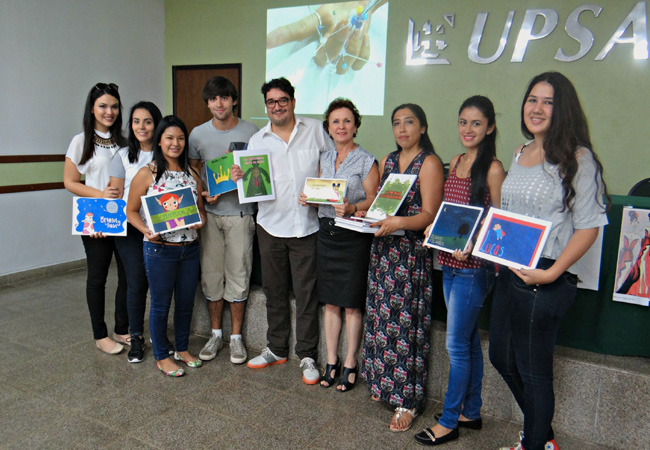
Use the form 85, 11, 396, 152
93, 82, 119, 91
265, 97, 290, 108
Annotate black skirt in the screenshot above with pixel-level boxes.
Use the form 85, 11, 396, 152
317, 217, 373, 308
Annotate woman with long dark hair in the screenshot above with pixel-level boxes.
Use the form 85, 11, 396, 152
414, 96, 505, 446
491, 72, 608, 450
109, 101, 162, 363
64, 82, 129, 354
127, 115, 206, 377
361, 103, 444, 432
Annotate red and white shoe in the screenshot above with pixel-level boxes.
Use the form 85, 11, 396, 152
499, 431, 524, 450
545, 439, 559, 450
499, 432, 559, 450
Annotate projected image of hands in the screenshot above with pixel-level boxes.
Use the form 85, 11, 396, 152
266, 1, 388, 115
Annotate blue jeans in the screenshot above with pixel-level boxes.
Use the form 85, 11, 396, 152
114, 224, 148, 336
143, 241, 200, 361
81, 236, 128, 340
489, 258, 577, 450
439, 265, 494, 429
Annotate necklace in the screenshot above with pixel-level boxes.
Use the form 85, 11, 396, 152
336, 144, 357, 165
93, 133, 114, 149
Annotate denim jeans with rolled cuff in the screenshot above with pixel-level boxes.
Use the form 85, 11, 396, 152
143, 241, 200, 361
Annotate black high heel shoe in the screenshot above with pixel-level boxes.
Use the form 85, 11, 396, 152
337, 365, 358, 392
320, 357, 341, 388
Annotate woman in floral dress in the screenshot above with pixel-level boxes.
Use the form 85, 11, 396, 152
361, 103, 444, 432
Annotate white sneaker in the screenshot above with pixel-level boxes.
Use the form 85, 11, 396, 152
300, 357, 320, 385
229, 338, 247, 364
199, 335, 223, 361
247, 347, 287, 369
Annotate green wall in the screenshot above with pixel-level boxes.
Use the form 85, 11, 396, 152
165, 0, 650, 195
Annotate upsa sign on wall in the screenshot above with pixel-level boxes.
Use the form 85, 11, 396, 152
406, 1, 648, 65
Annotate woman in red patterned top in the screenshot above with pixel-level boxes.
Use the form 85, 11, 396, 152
415, 96, 505, 446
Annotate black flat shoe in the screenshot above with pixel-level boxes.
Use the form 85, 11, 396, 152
414, 427, 459, 446
337, 365, 358, 392
434, 412, 482, 430
320, 357, 341, 388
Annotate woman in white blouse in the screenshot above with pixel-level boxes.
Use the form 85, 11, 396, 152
63, 83, 129, 354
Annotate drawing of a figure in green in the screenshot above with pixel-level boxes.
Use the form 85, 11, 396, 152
243, 162, 270, 197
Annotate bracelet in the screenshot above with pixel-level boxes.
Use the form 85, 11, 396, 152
353, 203, 358, 214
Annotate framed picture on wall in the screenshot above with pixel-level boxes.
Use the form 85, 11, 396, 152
472, 207, 551, 270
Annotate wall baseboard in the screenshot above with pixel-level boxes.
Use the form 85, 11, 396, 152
0, 259, 85, 287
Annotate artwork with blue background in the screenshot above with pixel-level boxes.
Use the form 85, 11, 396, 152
72, 197, 127, 236
425, 202, 483, 253
205, 153, 236, 196
475, 212, 548, 268
141, 186, 201, 234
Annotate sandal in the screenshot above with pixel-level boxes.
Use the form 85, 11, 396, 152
320, 356, 341, 388
337, 365, 358, 392
390, 407, 418, 432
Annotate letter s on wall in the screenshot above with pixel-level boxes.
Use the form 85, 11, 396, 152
555, 4, 603, 62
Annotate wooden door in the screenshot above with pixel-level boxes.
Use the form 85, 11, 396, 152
172, 63, 242, 135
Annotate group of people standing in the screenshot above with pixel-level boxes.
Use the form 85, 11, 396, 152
64, 71, 608, 450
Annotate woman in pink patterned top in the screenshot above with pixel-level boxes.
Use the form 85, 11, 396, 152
415, 96, 505, 446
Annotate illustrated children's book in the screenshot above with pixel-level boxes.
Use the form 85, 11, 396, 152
333, 173, 416, 236
366, 173, 417, 220
204, 153, 236, 196
472, 207, 551, 270
424, 201, 484, 253
202, 142, 248, 197
72, 197, 127, 236
233, 149, 275, 204
303, 177, 347, 205
333, 216, 405, 236
140, 186, 202, 235
613, 206, 650, 306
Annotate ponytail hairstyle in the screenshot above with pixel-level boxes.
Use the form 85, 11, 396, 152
521, 71, 609, 211
459, 96, 497, 206
126, 101, 163, 164
151, 115, 193, 183
80, 82, 126, 165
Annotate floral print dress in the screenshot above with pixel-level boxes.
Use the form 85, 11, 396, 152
361, 150, 434, 411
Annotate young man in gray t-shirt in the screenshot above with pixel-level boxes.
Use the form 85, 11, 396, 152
188, 76, 259, 364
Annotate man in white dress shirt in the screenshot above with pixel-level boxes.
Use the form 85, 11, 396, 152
232, 77, 331, 384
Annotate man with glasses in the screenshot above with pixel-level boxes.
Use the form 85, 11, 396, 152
232, 77, 331, 384
189, 76, 259, 365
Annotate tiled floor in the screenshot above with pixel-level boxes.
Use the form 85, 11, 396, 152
0, 267, 613, 449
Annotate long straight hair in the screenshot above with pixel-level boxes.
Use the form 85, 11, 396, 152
126, 101, 163, 164
391, 103, 437, 155
459, 96, 498, 206
521, 71, 609, 211
80, 83, 126, 165
151, 115, 193, 183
